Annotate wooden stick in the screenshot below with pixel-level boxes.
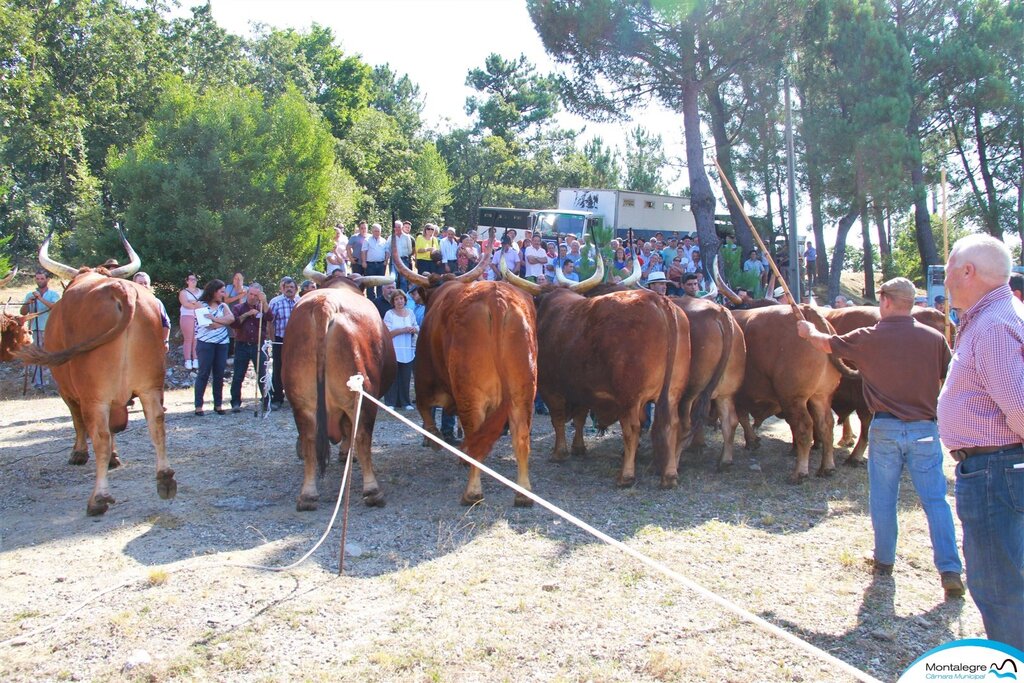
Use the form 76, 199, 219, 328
941, 169, 951, 344
713, 159, 804, 320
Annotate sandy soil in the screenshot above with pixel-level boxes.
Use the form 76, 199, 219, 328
0, 350, 985, 682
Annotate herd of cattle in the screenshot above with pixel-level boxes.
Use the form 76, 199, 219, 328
0, 230, 946, 517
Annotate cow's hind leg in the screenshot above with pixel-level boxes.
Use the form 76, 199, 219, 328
139, 391, 175, 501
65, 396, 90, 465
781, 399, 814, 484
352, 410, 384, 507
810, 395, 836, 477
837, 412, 855, 447
617, 418, 641, 487
81, 404, 116, 516
508, 401, 534, 507
570, 407, 588, 457
845, 408, 871, 466
293, 407, 320, 511
716, 396, 739, 471
547, 395, 570, 461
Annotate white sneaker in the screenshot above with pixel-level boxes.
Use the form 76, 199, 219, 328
404, 405, 414, 411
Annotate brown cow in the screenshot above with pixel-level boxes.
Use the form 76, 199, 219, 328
731, 304, 852, 483
671, 296, 746, 470
504, 257, 692, 489
824, 305, 947, 464
1, 268, 44, 361
15, 231, 177, 516
395, 237, 539, 507
282, 244, 397, 511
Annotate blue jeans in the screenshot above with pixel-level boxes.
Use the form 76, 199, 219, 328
195, 340, 228, 409
867, 417, 961, 573
956, 448, 1024, 650
230, 341, 268, 408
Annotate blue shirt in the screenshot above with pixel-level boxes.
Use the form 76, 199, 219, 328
23, 288, 60, 331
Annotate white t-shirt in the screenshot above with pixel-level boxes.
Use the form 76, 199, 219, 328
523, 245, 548, 278
383, 309, 417, 364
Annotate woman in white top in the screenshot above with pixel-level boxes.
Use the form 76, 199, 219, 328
193, 279, 235, 415
383, 289, 418, 409
178, 272, 203, 370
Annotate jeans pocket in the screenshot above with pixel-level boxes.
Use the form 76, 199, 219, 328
1005, 467, 1024, 513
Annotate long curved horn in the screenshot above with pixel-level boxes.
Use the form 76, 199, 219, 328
391, 230, 429, 287
0, 267, 17, 288
500, 253, 542, 294
701, 273, 719, 300
303, 234, 326, 285
714, 258, 742, 305
39, 231, 80, 280
573, 251, 605, 293
455, 230, 493, 283
107, 225, 142, 279
619, 256, 642, 288
358, 274, 396, 288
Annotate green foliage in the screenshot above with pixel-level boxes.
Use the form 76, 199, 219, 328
890, 214, 973, 285
101, 78, 337, 287
623, 127, 669, 193
576, 222, 615, 281
465, 54, 560, 141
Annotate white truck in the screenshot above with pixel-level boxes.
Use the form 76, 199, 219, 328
556, 187, 697, 239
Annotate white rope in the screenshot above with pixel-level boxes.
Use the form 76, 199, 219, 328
347, 374, 881, 683
1, 379, 366, 647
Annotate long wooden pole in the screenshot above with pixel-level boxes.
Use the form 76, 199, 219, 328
713, 159, 805, 320
941, 169, 951, 344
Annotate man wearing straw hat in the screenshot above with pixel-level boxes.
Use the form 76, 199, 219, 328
796, 277, 964, 600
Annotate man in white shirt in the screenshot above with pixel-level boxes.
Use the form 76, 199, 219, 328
523, 234, 548, 282
440, 227, 461, 273
490, 234, 520, 281
394, 220, 414, 290
361, 223, 390, 298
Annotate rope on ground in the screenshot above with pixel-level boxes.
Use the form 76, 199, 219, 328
347, 374, 882, 683
1, 381, 365, 647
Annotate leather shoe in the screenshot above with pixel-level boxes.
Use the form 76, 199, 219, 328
194, 409, 205, 416
215, 408, 227, 415
941, 571, 965, 599
873, 560, 894, 576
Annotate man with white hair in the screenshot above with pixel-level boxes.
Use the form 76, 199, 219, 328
937, 234, 1024, 649
798, 277, 963, 599
833, 295, 849, 309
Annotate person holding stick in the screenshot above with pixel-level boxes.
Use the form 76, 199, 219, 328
21, 268, 60, 390
229, 283, 273, 413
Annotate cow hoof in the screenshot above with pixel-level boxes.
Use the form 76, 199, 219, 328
156, 469, 177, 500
421, 436, 430, 448
615, 475, 635, 488
838, 437, 855, 448
788, 472, 809, 485
296, 494, 319, 512
659, 475, 678, 489
362, 490, 386, 507
86, 493, 115, 516
460, 492, 484, 506
843, 456, 865, 467
108, 452, 122, 470
69, 450, 89, 466
571, 445, 587, 457
746, 439, 761, 451
513, 493, 534, 508
817, 468, 836, 478
717, 460, 733, 473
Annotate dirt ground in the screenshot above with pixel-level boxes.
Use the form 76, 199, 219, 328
0, 346, 986, 682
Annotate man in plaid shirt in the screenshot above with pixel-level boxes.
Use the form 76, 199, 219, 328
938, 234, 1024, 650
268, 277, 298, 408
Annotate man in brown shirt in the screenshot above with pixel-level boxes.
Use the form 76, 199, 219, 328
797, 277, 964, 598
229, 283, 274, 412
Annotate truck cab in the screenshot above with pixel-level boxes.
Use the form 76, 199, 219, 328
533, 209, 601, 241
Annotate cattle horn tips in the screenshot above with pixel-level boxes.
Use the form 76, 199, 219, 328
619, 256, 642, 288
38, 231, 80, 280
391, 232, 430, 287
108, 225, 141, 279
573, 250, 605, 293
303, 234, 326, 285
714, 259, 743, 305
500, 253, 541, 294
0, 266, 17, 288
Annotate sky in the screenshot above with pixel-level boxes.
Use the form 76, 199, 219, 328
203, 0, 692, 194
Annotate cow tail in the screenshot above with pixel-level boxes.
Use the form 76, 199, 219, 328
16, 284, 136, 367
652, 296, 681, 471
804, 305, 860, 379
688, 307, 734, 437
314, 304, 331, 478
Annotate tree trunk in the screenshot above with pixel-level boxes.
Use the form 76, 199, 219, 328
706, 78, 754, 254
909, 110, 939, 279
874, 203, 892, 280
828, 206, 860, 305
807, 154, 828, 284
861, 199, 875, 300
681, 80, 718, 271
974, 105, 1003, 239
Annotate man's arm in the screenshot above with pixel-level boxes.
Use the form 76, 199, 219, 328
975, 325, 1024, 439
796, 320, 834, 354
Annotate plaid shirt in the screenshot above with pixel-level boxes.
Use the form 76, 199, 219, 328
938, 284, 1024, 449
268, 294, 297, 338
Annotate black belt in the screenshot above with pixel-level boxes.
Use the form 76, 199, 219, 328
873, 411, 935, 422
950, 443, 1022, 463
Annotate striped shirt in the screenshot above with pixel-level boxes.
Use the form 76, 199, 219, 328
937, 285, 1024, 450
269, 294, 297, 338
195, 303, 230, 344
